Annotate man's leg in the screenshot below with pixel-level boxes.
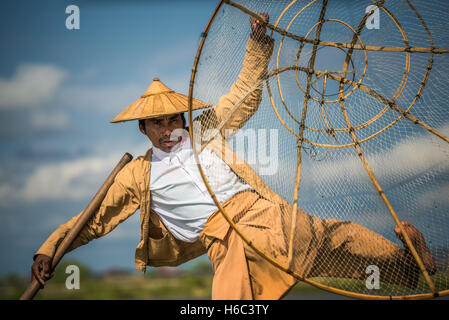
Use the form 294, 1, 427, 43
306, 218, 437, 289
199, 190, 261, 300
200, 192, 299, 300
239, 197, 437, 296
237, 197, 305, 299
201, 232, 254, 300
201, 192, 437, 298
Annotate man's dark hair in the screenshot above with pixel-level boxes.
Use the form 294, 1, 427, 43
139, 113, 186, 132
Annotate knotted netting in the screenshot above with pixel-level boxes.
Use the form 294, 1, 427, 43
187, 0, 449, 299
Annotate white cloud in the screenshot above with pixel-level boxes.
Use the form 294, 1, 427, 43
416, 182, 449, 209
0, 142, 148, 204
312, 125, 449, 186
0, 185, 15, 204
368, 135, 449, 180
57, 83, 143, 114
21, 155, 118, 202
0, 63, 67, 109
30, 111, 71, 131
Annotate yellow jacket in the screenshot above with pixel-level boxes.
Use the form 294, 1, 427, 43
35, 36, 280, 273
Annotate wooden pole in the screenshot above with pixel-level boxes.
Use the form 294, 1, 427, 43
20, 152, 133, 300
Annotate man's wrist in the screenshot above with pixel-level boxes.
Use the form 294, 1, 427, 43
250, 33, 271, 44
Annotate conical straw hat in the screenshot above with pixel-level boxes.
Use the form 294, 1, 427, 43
110, 78, 211, 123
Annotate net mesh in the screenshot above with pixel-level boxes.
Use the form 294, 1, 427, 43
189, 0, 449, 299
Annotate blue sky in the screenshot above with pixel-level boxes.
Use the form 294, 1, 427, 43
0, 0, 217, 276
0, 0, 448, 280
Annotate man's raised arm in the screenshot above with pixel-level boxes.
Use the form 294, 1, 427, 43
196, 13, 274, 139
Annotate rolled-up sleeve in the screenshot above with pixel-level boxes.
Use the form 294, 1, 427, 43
34, 162, 141, 259
199, 35, 274, 139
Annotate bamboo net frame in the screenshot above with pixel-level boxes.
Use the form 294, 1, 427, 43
188, 0, 449, 300
286, 0, 328, 270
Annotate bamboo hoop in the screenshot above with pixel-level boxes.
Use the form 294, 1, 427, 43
189, 0, 449, 300
290, 19, 368, 104
267, 65, 449, 146
272, 0, 320, 126
231, 0, 445, 147
269, 2, 416, 142
224, 0, 449, 54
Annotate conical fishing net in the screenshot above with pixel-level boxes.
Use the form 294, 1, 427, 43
188, 0, 449, 299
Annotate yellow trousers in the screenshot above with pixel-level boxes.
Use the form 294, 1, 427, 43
199, 191, 415, 300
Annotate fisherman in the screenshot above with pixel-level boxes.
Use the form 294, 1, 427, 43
31, 13, 436, 299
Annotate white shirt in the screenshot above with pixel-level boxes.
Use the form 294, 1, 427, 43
150, 136, 252, 242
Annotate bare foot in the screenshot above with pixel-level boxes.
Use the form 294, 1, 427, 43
394, 221, 437, 275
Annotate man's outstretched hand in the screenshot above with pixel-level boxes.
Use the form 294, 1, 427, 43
250, 12, 269, 41
31, 254, 54, 288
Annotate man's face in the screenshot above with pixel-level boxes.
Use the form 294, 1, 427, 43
139, 114, 184, 152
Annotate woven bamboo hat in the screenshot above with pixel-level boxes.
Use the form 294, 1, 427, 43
110, 78, 211, 123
